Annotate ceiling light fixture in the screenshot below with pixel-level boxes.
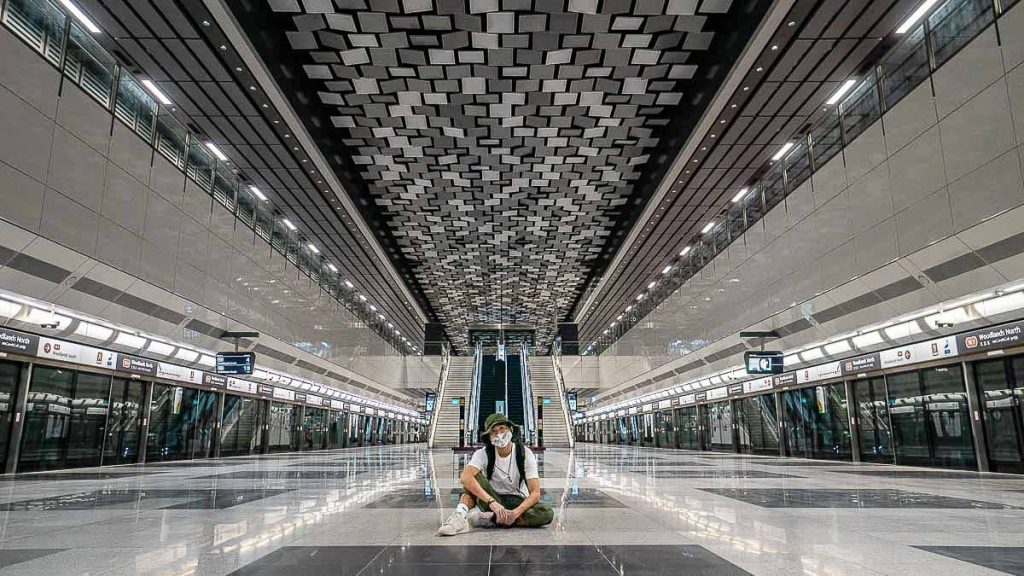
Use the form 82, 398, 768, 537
327, 263, 338, 273
701, 221, 715, 234
205, 142, 228, 161
679, 246, 692, 256
897, 0, 940, 33
249, 186, 267, 201
771, 142, 794, 161
647, 281, 656, 290
140, 79, 172, 105
731, 188, 749, 203
344, 280, 354, 289
307, 244, 320, 254
826, 79, 857, 105
662, 265, 673, 274
282, 218, 297, 231
59, 0, 101, 33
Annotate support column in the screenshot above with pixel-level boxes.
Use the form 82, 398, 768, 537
774, 391, 786, 457
4, 362, 32, 474
962, 361, 989, 472
458, 397, 466, 448
212, 391, 225, 458
844, 380, 861, 463
137, 381, 154, 464
729, 399, 740, 453
536, 395, 544, 448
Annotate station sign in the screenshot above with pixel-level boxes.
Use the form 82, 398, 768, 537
117, 354, 158, 376
840, 353, 881, 376
215, 351, 256, 375
957, 320, 1024, 353
0, 328, 37, 355
203, 374, 228, 388
226, 378, 258, 395
880, 336, 957, 369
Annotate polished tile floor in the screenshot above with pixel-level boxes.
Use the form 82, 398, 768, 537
0, 444, 1021, 574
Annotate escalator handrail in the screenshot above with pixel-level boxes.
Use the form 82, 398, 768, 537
426, 346, 451, 448
521, 344, 536, 444
551, 348, 575, 448
467, 343, 483, 446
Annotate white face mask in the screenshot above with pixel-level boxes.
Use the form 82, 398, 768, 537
491, 431, 513, 448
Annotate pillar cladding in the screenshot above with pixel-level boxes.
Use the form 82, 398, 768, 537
423, 323, 446, 355
557, 323, 579, 355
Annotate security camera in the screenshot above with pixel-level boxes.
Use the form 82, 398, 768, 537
40, 322, 59, 329
935, 321, 954, 329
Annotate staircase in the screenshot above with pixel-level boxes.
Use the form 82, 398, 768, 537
527, 356, 570, 447
432, 356, 475, 448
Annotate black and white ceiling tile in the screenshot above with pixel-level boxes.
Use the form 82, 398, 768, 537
247, 0, 765, 351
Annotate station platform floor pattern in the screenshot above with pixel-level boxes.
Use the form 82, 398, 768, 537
0, 444, 1020, 574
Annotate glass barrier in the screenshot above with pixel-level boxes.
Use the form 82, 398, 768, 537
1, 0, 65, 67
929, 0, 995, 66
114, 74, 157, 143
186, 139, 215, 193
155, 107, 188, 169
878, 26, 929, 109
63, 22, 115, 107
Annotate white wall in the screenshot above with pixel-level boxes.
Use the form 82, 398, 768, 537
591, 7, 1024, 401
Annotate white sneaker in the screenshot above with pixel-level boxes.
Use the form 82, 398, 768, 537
437, 511, 470, 537
467, 508, 495, 528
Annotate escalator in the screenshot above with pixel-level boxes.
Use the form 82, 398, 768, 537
506, 355, 525, 427
476, 355, 503, 430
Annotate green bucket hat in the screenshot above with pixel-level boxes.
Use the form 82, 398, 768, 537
479, 413, 515, 441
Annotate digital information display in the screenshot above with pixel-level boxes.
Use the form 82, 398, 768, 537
745, 351, 784, 375
215, 352, 256, 375
425, 392, 436, 413
567, 392, 577, 412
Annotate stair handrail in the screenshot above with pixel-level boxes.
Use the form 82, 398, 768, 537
426, 342, 450, 448
521, 344, 536, 445
551, 345, 576, 448
466, 342, 483, 447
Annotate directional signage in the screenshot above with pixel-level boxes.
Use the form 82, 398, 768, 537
0, 328, 37, 355
215, 352, 256, 375
957, 320, 1024, 353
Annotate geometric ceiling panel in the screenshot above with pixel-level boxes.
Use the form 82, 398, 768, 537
238, 0, 771, 352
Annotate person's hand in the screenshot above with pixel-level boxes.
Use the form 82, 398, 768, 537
502, 507, 523, 526
488, 500, 513, 525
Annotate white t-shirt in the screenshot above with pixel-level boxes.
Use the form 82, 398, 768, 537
468, 444, 539, 497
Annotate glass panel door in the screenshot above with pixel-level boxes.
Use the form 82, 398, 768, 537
328, 411, 346, 448
221, 394, 260, 456
0, 362, 20, 471
267, 402, 298, 453
782, 388, 811, 457
853, 377, 895, 463
303, 408, 326, 451
922, 365, 975, 469
147, 384, 217, 462
708, 401, 733, 451
102, 377, 143, 465
809, 383, 852, 460
675, 407, 699, 450
974, 359, 1023, 472
887, 371, 930, 465
19, 366, 73, 472
736, 395, 780, 455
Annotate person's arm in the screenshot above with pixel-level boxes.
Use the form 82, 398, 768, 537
460, 464, 493, 504
510, 477, 541, 522
461, 464, 513, 523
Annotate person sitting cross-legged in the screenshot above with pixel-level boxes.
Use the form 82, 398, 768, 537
437, 413, 554, 536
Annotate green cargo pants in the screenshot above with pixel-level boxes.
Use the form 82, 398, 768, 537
463, 471, 554, 528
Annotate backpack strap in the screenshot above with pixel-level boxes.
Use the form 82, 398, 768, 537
485, 443, 496, 481
515, 442, 526, 489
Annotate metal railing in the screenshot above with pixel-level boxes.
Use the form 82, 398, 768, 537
425, 345, 451, 448
0, 0, 416, 354
551, 345, 576, 448
586, 0, 1018, 355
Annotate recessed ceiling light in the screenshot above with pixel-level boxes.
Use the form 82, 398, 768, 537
344, 280, 354, 289
327, 263, 338, 273
662, 265, 673, 274
731, 188, 749, 203
282, 218, 297, 231
897, 0, 940, 33
701, 221, 715, 234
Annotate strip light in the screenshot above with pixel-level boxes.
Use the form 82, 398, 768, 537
249, 186, 267, 201
731, 188, 749, 203
307, 243, 320, 254
771, 142, 794, 161
897, 0, 940, 33
826, 79, 857, 105
701, 221, 715, 234
205, 142, 228, 161
140, 79, 172, 106
282, 219, 297, 231
59, 0, 101, 34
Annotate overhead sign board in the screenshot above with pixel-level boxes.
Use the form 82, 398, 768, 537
0, 328, 37, 355
957, 320, 1024, 353
745, 351, 784, 374
215, 352, 256, 375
